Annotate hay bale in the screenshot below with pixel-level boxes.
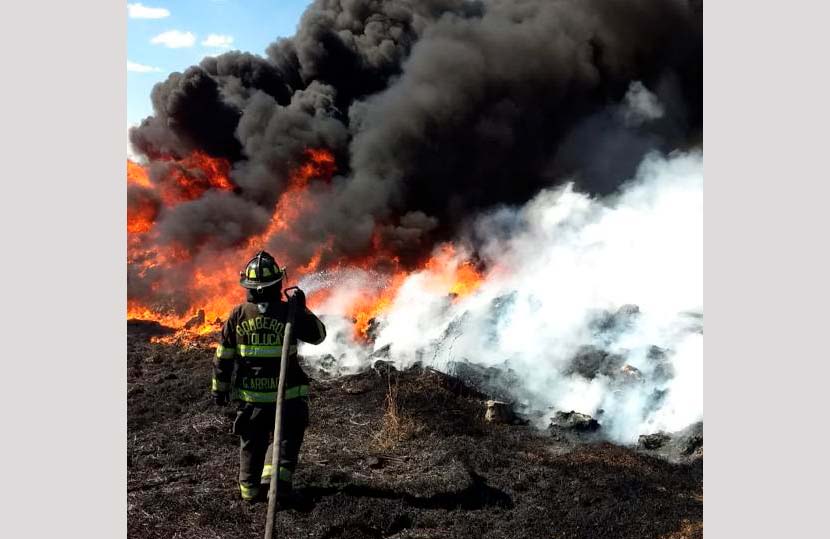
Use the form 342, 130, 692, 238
638, 432, 671, 450
485, 400, 515, 424
550, 411, 600, 432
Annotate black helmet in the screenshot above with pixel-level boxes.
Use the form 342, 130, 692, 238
239, 250, 285, 290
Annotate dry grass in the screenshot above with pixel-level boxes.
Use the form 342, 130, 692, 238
370, 374, 420, 452
659, 519, 703, 539
129, 333, 704, 539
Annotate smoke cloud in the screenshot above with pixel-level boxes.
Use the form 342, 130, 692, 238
303, 150, 703, 443
127, 0, 704, 442
129, 0, 702, 276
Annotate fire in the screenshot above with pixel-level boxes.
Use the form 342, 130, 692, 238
294, 149, 336, 185
127, 152, 234, 241
450, 264, 482, 296
127, 147, 485, 343
158, 151, 235, 206
423, 244, 484, 299
127, 148, 338, 337
127, 161, 158, 234
348, 272, 408, 340
346, 244, 484, 341
296, 243, 328, 274
127, 160, 152, 188
127, 152, 240, 335
127, 151, 234, 209
248, 148, 336, 243
127, 198, 157, 234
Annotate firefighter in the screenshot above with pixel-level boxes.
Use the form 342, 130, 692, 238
211, 250, 326, 503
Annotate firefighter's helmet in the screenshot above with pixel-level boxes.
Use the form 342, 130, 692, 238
239, 250, 285, 289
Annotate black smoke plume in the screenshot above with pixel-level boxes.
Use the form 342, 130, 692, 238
129, 0, 702, 306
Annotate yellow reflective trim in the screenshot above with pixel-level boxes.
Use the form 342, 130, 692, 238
211, 378, 230, 392
215, 345, 235, 359
261, 464, 273, 479
278, 467, 292, 481
236, 389, 277, 403
262, 267, 272, 277
237, 344, 297, 358
238, 344, 280, 357
248, 268, 257, 278
239, 483, 259, 500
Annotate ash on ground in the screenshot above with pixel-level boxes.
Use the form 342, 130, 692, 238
128, 326, 702, 539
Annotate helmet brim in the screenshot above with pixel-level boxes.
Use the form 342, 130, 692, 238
239, 277, 283, 289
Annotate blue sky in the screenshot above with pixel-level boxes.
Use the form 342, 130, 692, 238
127, 1, 312, 127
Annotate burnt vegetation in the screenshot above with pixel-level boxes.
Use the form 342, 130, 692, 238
128, 328, 702, 539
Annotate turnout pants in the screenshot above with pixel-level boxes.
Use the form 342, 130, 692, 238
233, 397, 309, 501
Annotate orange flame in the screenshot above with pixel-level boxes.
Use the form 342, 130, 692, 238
248, 148, 336, 244
348, 272, 408, 340
127, 148, 338, 337
423, 244, 484, 299
158, 151, 235, 206
345, 243, 483, 341
127, 160, 152, 188
127, 148, 485, 343
127, 201, 157, 235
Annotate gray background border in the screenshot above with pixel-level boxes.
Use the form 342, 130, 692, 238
704, 1, 829, 537
0, 1, 126, 536
0, 1, 827, 537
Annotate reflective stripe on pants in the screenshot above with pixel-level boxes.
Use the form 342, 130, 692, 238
239, 482, 259, 500
238, 399, 309, 495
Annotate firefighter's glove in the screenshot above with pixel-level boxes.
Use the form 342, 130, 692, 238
213, 391, 230, 406
288, 288, 306, 311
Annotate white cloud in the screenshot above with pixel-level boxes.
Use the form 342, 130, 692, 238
201, 34, 234, 49
150, 30, 196, 48
127, 3, 170, 19
127, 61, 162, 73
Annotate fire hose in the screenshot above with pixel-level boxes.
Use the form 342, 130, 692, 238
264, 286, 300, 539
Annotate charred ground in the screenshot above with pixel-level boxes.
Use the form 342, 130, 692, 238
128, 325, 702, 539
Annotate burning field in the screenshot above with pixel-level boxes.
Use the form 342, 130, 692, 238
128, 0, 703, 536
128, 331, 702, 539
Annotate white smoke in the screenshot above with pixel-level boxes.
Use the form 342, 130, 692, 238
621, 81, 666, 126
298, 267, 391, 373
301, 150, 703, 444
